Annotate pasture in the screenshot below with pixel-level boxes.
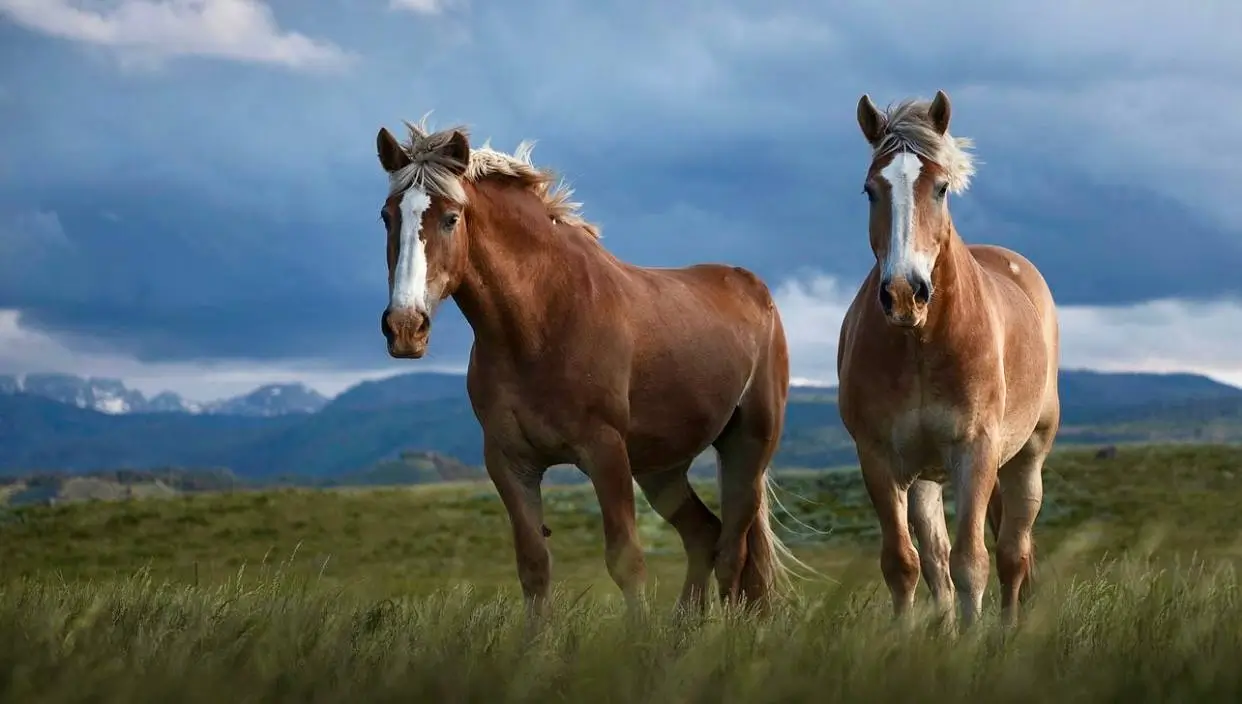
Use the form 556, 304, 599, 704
2, 443, 1242, 701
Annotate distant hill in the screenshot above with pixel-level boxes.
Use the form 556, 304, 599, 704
0, 452, 481, 506
1, 369, 1240, 479
323, 372, 468, 413
1057, 370, 1242, 423
315, 450, 487, 487
0, 466, 243, 507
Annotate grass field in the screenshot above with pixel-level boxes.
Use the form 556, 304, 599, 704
2, 443, 1242, 701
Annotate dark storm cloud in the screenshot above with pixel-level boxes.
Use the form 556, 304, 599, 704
1, 0, 1240, 368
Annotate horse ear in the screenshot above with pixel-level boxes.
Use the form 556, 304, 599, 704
443, 130, 470, 176
929, 90, 952, 136
857, 94, 886, 146
377, 127, 411, 173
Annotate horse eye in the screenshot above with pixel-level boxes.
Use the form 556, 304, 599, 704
380, 210, 391, 228
441, 212, 460, 230
936, 183, 949, 199
862, 184, 876, 203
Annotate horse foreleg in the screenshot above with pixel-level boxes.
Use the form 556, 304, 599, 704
859, 449, 920, 619
580, 428, 648, 612
484, 441, 552, 620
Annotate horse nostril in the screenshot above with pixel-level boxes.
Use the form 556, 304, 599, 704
878, 286, 894, 313
380, 311, 394, 340
416, 315, 430, 335
913, 278, 933, 304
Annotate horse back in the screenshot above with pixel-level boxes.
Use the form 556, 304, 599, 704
639, 263, 776, 325
623, 262, 780, 377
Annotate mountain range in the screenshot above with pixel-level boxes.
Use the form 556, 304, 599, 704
2, 369, 1241, 479
0, 373, 328, 416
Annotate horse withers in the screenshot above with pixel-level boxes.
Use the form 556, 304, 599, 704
836, 91, 1061, 628
373, 117, 806, 617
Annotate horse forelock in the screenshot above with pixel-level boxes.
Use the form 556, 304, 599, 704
388, 115, 601, 239
871, 98, 977, 195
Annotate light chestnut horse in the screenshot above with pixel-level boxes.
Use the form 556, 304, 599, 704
373, 117, 806, 616
837, 91, 1060, 628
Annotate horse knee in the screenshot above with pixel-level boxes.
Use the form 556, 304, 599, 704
949, 539, 989, 592
881, 541, 920, 594
605, 539, 647, 589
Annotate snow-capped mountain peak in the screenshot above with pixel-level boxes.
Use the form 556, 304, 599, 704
202, 383, 329, 417
0, 374, 328, 417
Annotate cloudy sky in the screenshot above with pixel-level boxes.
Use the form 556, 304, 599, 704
1, 0, 1241, 401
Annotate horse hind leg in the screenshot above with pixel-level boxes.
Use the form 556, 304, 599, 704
908, 479, 955, 619
712, 300, 798, 612
713, 400, 795, 611
984, 481, 1031, 604
993, 431, 1050, 626
634, 462, 721, 617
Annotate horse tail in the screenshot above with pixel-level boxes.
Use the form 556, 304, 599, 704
986, 485, 1036, 603
735, 279, 824, 605
742, 470, 793, 599
738, 470, 826, 605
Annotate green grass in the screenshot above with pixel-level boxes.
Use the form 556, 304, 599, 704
3, 443, 1242, 701
4, 555, 1242, 702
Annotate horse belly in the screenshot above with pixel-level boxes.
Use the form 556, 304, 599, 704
888, 396, 1044, 482
997, 389, 1048, 464
625, 357, 751, 472
998, 334, 1054, 462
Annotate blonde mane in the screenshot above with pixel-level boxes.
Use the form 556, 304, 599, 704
871, 98, 977, 194
387, 115, 600, 239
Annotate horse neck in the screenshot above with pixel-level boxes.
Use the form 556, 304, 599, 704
451, 182, 593, 358
922, 221, 987, 341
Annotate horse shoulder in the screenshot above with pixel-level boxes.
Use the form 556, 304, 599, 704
837, 312, 911, 443
838, 268, 879, 349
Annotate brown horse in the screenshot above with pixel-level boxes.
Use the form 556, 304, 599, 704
836, 91, 1060, 628
372, 116, 805, 616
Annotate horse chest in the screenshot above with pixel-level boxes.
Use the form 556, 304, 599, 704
885, 405, 966, 476
467, 373, 579, 465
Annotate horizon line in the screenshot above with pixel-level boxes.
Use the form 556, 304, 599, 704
5, 366, 1242, 407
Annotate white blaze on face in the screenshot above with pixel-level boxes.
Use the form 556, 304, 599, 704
390, 186, 432, 313
879, 152, 933, 283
